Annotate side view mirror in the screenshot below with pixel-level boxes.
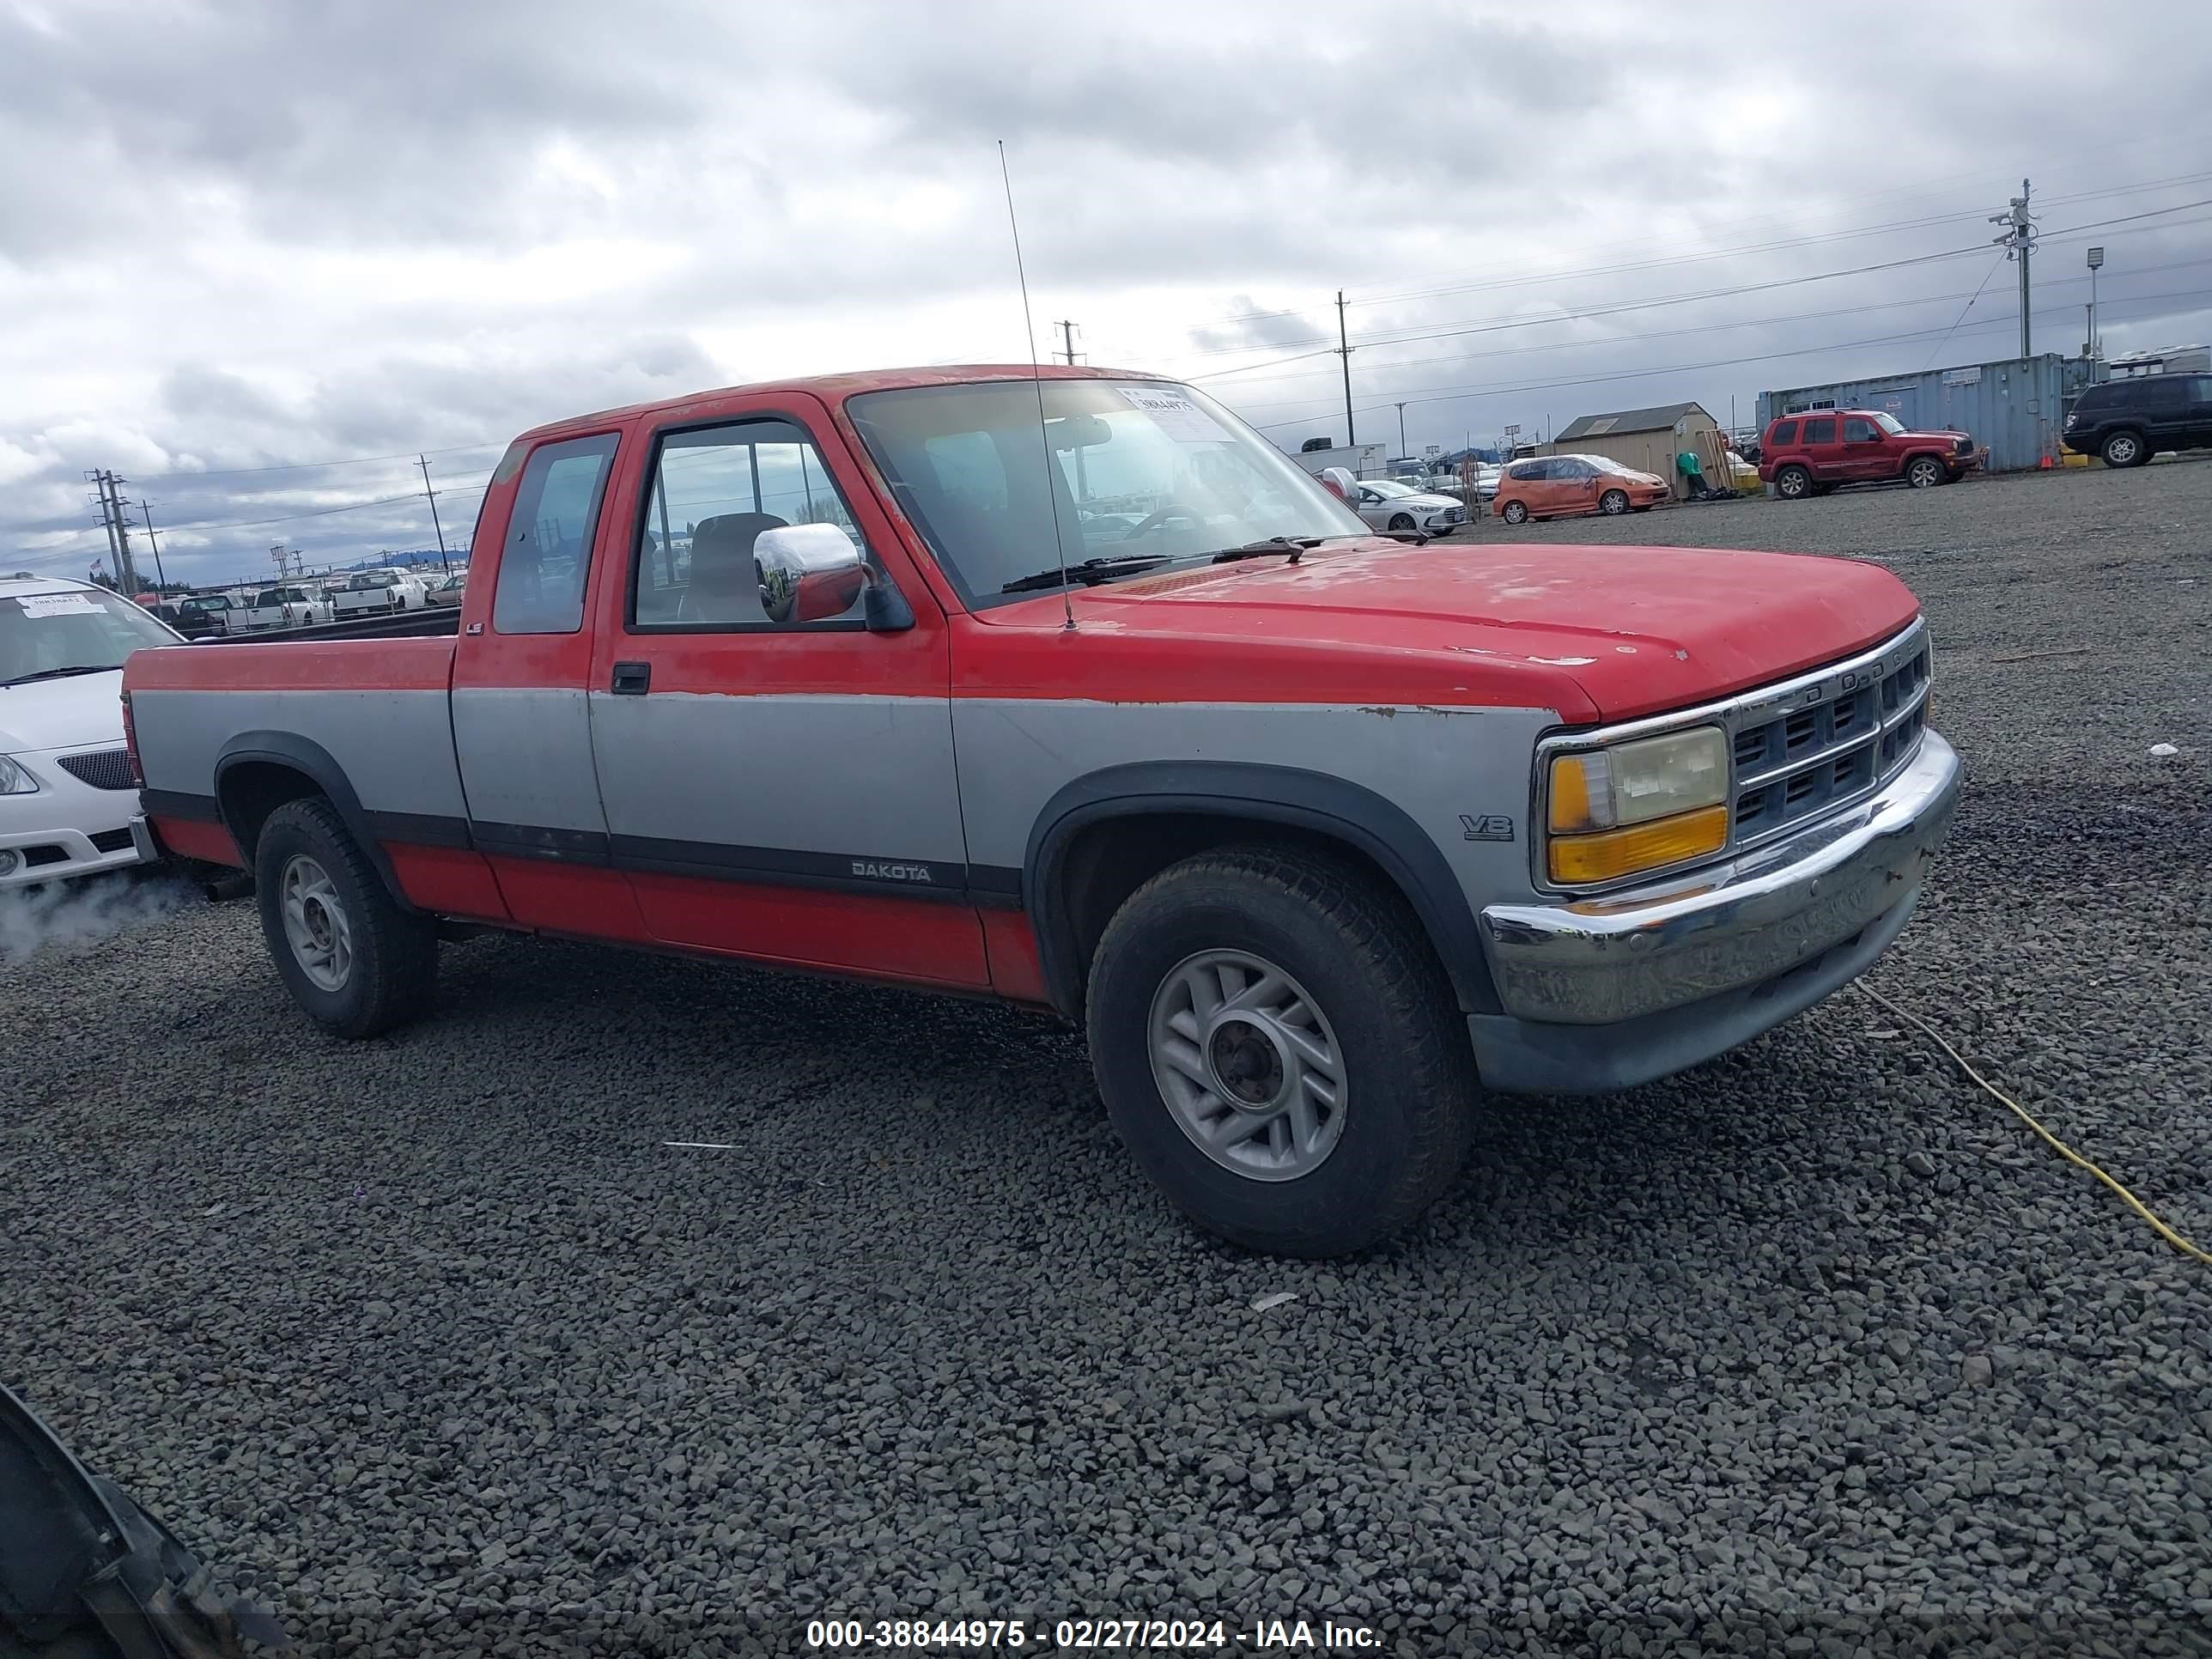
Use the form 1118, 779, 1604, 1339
755, 523, 868, 624
1318, 466, 1357, 502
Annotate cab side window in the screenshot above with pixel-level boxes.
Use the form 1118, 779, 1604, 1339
1769, 420, 1798, 445
631, 419, 872, 630
1844, 417, 1878, 442
494, 434, 619, 636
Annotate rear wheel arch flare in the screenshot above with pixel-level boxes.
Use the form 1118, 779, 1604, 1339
1022, 762, 1500, 1023
213, 732, 417, 912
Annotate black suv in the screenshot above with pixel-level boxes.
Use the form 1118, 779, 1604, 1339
2062, 373, 2212, 467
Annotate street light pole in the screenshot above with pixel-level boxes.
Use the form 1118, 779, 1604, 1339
2086, 246, 2105, 366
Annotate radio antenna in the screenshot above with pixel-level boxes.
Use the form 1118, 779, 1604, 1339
998, 139, 1076, 631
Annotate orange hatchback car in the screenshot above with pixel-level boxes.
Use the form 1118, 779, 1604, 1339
1492, 453, 1670, 523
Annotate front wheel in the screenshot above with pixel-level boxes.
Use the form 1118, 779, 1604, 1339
1500, 500, 1529, 524
254, 797, 438, 1038
1773, 465, 1813, 501
1598, 489, 1630, 515
1086, 848, 1480, 1257
1905, 455, 1946, 489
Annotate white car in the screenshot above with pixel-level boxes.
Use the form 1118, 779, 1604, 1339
332, 568, 429, 617
1, 575, 181, 886
1351, 478, 1467, 536
240, 586, 335, 631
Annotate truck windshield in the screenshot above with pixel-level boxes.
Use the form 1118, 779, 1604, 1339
846, 379, 1367, 605
3, 587, 177, 684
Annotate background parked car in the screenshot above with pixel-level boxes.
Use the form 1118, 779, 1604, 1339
331, 568, 428, 618
422, 569, 470, 606
1351, 478, 1466, 535
241, 586, 334, 631
145, 599, 221, 640
1, 574, 182, 886
1491, 454, 1668, 524
1759, 410, 1980, 500
2062, 372, 2212, 467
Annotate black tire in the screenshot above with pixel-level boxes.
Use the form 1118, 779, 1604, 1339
1500, 499, 1529, 524
1388, 514, 1415, 532
2100, 428, 2148, 468
1632, 503, 1655, 512
1598, 489, 1630, 515
253, 796, 437, 1038
1905, 455, 1946, 489
1773, 465, 1813, 501
1086, 847, 1479, 1257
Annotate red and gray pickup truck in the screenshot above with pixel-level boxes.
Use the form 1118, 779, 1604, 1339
122, 366, 1961, 1256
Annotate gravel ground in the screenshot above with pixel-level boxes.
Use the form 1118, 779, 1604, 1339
4, 461, 2209, 1657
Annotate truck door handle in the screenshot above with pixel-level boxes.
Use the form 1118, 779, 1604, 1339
610, 661, 652, 696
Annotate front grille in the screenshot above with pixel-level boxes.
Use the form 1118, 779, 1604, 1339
1732, 632, 1931, 847
57, 749, 136, 790
88, 827, 136, 853
1953, 436, 1973, 455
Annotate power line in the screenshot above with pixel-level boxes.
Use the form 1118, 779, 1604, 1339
131, 437, 506, 485
1238, 283, 2212, 431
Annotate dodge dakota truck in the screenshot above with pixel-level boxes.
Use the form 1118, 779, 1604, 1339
122, 366, 1962, 1256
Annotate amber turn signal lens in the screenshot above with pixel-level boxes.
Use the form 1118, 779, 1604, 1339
1547, 805, 1728, 884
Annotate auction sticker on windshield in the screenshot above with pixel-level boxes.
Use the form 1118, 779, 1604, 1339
1116, 385, 1226, 444
14, 593, 99, 617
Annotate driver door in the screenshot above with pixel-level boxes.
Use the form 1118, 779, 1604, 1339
1840, 415, 1888, 481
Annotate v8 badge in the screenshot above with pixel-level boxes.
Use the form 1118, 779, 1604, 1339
1460, 813, 1515, 842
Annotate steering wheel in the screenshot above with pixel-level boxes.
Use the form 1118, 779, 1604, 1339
1121, 502, 1206, 540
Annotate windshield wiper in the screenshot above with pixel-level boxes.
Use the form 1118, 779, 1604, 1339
1000, 555, 1175, 593
1209, 536, 1332, 565
1, 665, 117, 687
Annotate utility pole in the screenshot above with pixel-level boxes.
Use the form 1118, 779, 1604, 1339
86, 471, 122, 586
89, 471, 140, 594
1055, 320, 1079, 366
1990, 178, 2036, 359
137, 500, 168, 592
2086, 246, 2105, 365
418, 454, 449, 571
1335, 290, 1356, 448
1049, 327, 1090, 501
1395, 402, 1408, 460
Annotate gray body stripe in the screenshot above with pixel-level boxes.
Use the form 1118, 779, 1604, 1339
451, 686, 609, 835
953, 698, 1559, 910
588, 691, 968, 866
133, 689, 468, 821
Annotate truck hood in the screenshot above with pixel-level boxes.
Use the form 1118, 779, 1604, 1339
1012, 539, 1921, 722
0, 666, 125, 753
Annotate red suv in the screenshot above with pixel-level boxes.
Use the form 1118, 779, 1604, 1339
1759, 410, 1982, 501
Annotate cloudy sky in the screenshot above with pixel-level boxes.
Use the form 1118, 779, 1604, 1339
5, 0, 2210, 587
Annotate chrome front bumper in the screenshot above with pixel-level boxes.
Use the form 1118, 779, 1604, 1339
1480, 730, 1962, 1028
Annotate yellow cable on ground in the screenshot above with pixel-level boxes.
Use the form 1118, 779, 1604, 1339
1856, 981, 2211, 1266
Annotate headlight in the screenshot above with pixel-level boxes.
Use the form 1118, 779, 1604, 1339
1546, 726, 1728, 884
0, 754, 39, 795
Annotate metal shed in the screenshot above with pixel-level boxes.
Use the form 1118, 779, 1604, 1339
1541, 402, 1724, 498
1756, 354, 2097, 473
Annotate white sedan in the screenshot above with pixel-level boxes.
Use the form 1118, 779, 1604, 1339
1350, 478, 1467, 536
2, 575, 182, 887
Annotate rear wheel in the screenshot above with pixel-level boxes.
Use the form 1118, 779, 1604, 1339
1500, 499, 1529, 524
1599, 489, 1630, 515
1086, 847, 1479, 1257
253, 797, 437, 1038
1773, 465, 1813, 501
2101, 428, 2148, 468
1905, 455, 1946, 489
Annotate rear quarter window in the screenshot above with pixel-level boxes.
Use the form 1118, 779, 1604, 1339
1768, 420, 1798, 445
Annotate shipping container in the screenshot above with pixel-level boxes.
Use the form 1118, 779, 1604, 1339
1755, 355, 2097, 473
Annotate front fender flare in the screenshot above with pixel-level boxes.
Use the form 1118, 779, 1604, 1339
1023, 760, 1500, 1021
